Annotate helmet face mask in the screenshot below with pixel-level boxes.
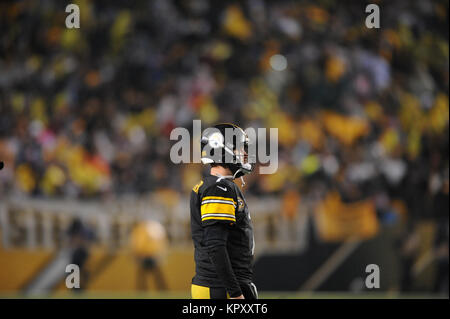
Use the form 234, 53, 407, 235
201, 123, 255, 178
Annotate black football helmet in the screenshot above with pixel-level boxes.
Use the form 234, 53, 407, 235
201, 123, 254, 179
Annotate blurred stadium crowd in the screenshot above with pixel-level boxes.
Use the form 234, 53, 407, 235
0, 0, 448, 292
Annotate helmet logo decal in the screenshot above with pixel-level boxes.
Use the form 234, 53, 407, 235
208, 132, 224, 149
170, 120, 278, 175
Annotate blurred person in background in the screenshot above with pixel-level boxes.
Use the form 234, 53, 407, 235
67, 217, 96, 292
130, 220, 168, 291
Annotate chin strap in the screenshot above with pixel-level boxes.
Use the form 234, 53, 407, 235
214, 171, 246, 187
215, 174, 234, 182
232, 169, 246, 187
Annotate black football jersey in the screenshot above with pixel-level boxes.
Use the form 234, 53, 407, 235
190, 174, 254, 287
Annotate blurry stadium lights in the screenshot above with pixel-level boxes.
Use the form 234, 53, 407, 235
269, 54, 288, 71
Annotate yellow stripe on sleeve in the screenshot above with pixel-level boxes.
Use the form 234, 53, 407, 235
202, 216, 236, 222
201, 202, 236, 218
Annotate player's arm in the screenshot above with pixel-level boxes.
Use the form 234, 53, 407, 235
204, 223, 243, 298
201, 184, 243, 298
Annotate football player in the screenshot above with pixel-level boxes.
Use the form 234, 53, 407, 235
190, 123, 258, 299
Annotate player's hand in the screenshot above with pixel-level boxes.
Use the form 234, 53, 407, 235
230, 294, 245, 299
